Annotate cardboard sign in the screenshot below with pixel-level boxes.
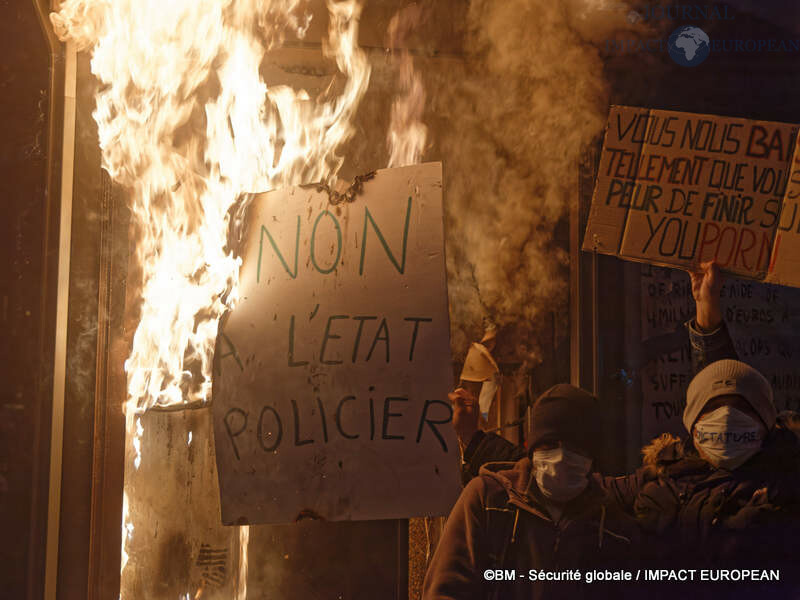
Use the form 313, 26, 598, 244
639, 264, 800, 443
583, 106, 800, 287
212, 162, 461, 525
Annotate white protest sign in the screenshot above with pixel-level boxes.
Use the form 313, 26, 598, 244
212, 162, 461, 525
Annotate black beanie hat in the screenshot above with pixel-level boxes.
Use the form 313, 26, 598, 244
529, 384, 600, 459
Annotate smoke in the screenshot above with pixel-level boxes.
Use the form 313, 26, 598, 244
430, 0, 643, 364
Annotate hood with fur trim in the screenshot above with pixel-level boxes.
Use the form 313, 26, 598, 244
640, 410, 800, 478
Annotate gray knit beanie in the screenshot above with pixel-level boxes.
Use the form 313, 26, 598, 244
684, 359, 775, 432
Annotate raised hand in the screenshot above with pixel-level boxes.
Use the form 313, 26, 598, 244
449, 387, 480, 448
688, 261, 723, 331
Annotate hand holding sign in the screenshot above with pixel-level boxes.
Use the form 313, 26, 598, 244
450, 388, 479, 448
689, 261, 723, 331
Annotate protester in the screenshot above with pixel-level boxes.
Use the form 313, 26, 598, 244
451, 387, 526, 485
686, 261, 737, 370
454, 261, 736, 483
600, 262, 800, 596
423, 384, 639, 600
442, 261, 800, 597
601, 360, 800, 596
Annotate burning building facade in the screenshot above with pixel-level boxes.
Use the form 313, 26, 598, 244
4, 0, 800, 599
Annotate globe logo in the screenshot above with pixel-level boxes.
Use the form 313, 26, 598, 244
668, 26, 710, 66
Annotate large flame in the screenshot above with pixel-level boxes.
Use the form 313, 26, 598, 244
385, 4, 426, 168
51, 0, 370, 413
51, 0, 377, 596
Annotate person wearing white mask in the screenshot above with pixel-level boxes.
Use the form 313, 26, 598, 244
600, 261, 800, 597
685, 359, 775, 471
602, 358, 800, 599
423, 385, 639, 600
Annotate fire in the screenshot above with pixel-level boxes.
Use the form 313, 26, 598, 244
235, 525, 249, 600
51, 0, 370, 412
50, 0, 431, 593
120, 490, 132, 572
386, 4, 427, 168
50, 0, 387, 595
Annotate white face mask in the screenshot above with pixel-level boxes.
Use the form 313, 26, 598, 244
532, 447, 592, 503
693, 406, 765, 470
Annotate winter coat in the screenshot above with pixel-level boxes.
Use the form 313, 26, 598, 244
454, 321, 800, 597
603, 413, 800, 598
423, 458, 640, 600
460, 431, 526, 485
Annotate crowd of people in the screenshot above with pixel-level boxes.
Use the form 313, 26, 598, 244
422, 262, 800, 600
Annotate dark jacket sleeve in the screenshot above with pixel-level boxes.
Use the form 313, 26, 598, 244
422, 477, 488, 600
461, 431, 526, 485
597, 469, 649, 515
686, 318, 738, 375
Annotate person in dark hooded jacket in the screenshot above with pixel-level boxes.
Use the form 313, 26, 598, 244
451, 384, 527, 485
423, 385, 640, 600
446, 262, 800, 597
601, 263, 800, 596
603, 359, 800, 597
